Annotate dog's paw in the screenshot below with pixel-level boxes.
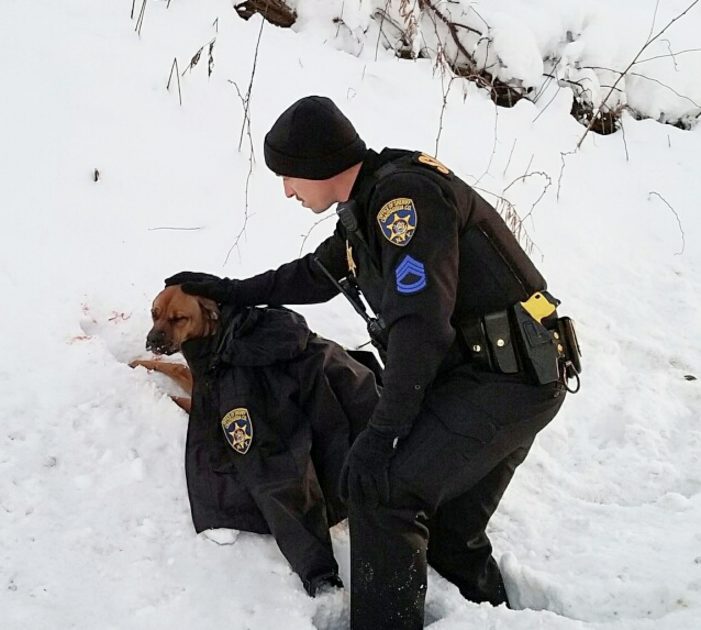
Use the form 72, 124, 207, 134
129, 358, 159, 370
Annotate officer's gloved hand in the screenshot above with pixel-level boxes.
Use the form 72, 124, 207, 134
340, 426, 397, 506
304, 571, 344, 597
164, 271, 222, 287
164, 271, 240, 305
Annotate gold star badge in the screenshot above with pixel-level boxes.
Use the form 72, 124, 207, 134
346, 240, 357, 276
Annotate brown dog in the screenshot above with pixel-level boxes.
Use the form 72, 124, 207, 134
130, 285, 220, 412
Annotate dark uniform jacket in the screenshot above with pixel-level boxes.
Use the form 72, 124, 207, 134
232, 148, 547, 437
180, 306, 379, 588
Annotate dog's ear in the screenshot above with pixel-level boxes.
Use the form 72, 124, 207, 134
196, 296, 220, 321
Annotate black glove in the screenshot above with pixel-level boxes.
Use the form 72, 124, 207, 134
340, 426, 397, 506
180, 278, 240, 305
164, 271, 222, 287
304, 571, 344, 597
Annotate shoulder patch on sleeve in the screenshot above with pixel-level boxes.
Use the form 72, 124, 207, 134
377, 197, 417, 247
415, 153, 451, 176
395, 255, 427, 295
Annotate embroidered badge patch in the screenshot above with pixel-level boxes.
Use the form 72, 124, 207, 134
221, 407, 253, 455
377, 197, 417, 247
395, 255, 427, 294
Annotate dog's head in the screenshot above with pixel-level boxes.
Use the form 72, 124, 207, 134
146, 285, 220, 355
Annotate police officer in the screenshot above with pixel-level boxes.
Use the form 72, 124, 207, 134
172, 96, 568, 629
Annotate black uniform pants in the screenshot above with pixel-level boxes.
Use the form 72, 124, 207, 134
348, 364, 565, 630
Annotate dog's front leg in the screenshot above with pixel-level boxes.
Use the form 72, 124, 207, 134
129, 359, 194, 410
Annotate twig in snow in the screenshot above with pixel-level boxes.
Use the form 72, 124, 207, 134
503, 170, 553, 223
298, 214, 337, 257
645, 0, 661, 42
148, 226, 203, 232
166, 58, 183, 106
577, 0, 700, 148
472, 185, 541, 259
135, 0, 147, 37
208, 40, 215, 77
435, 62, 457, 156
620, 116, 630, 161
223, 14, 267, 266
557, 150, 576, 202
648, 191, 686, 255
659, 39, 679, 70
502, 139, 517, 177
635, 47, 701, 64
373, 5, 394, 61
475, 103, 499, 185
532, 56, 562, 103
181, 39, 216, 77
583, 65, 701, 109
418, 0, 480, 76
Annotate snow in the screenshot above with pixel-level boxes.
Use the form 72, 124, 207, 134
1, 0, 700, 628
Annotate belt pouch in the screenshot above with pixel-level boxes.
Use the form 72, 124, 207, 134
457, 318, 492, 370
483, 311, 519, 374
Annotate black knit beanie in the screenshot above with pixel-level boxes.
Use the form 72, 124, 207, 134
264, 96, 367, 180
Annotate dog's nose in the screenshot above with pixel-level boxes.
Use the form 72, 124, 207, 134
146, 329, 166, 352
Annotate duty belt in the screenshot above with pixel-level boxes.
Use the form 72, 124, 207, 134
456, 291, 582, 392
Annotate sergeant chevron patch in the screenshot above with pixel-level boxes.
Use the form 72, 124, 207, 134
395, 255, 427, 294
221, 407, 253, 454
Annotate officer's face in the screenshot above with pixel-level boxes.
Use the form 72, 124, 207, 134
282, 176, 336, 213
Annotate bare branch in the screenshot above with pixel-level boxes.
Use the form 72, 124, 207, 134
135, 0, 147, 37
224, 13, 267, 266
532, 56, 562, 103
557, 151, 576, 202
148, 226, 203, 231
659, 39, 679, 70
503, 170, 553, 222
648, 191, 686, 255
474, 101, 499, 185
418, 0, 480, 75
298, 214, 337, 256
435, 68, 457, 156
374, 1, 392, 61
645, 0, 661, 43
636, 47, 701, 64
620, 115, 630, 161
531, 79, 565, 124
582, 65, 701, 108
166, 58, 182, 106
577, 0, 700, 148
502, 139, 517, 177
237, 15, 265, 152
472, 185, 542, 260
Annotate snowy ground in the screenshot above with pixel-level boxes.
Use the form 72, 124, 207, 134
1, 1, 700, 628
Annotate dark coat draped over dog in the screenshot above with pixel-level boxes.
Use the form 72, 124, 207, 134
180, 306, 379, 589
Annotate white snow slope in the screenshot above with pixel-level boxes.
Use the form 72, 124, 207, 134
1, 1, 700, 629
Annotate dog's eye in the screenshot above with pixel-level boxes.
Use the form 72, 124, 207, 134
169, 316, 188, 324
